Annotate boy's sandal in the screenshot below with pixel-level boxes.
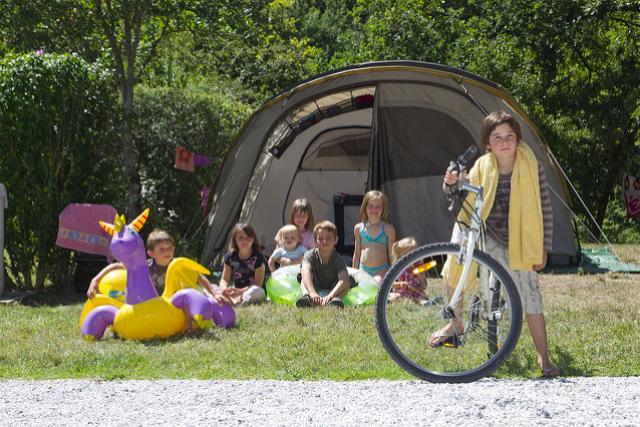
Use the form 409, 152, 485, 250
429, 327, 463, 348
541, 367, 561, 378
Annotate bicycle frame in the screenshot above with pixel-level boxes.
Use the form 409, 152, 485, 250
446, 181, 484, 316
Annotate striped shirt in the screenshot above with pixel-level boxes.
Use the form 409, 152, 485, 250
485, 162, 553, 252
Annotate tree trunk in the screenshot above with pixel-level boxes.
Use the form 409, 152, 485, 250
35, 262, 48, 290
120, 78, 142, 217
55, 252, 71, 292
592, 129, 637, 235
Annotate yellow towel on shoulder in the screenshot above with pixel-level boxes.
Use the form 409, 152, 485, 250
442, 143, 543, 288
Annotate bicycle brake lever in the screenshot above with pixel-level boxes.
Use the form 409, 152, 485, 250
446, 160, 458, 173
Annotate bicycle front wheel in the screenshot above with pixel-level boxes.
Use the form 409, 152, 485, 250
375, 242, 523, 383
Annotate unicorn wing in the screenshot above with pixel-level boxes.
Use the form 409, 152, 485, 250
162, 257, 211, 299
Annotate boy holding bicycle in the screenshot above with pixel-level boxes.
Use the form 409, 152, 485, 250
437, 110, 560, 378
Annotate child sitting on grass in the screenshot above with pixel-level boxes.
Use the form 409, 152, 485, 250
219, 223, 267, 306
296, 221, 350, 309
87, 229, 224, 302
268, 225, 307, 272
388, 237, 429, 304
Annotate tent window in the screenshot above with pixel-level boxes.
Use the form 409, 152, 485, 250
269, 86, 375, 158
301, 127, 370, 171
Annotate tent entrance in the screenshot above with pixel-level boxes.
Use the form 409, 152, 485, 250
288, 125, 371, 257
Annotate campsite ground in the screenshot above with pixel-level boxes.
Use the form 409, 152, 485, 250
1, 244, 638, 380
609, 244, 640, 265
2, 377, 639, 425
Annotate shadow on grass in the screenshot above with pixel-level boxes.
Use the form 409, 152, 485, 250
18, 290, 86, 307
499, 350, 537, 377
135, 328, 224, 347
499, 343, 590, 378
553, 345, 592, 377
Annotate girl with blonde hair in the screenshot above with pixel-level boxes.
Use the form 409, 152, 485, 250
353, 190, 396, 283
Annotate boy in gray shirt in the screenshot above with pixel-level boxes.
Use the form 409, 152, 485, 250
296, 221, 350, 308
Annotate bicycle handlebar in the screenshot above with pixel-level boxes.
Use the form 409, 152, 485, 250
445, 145, 478, 210
446, 145, 478, 174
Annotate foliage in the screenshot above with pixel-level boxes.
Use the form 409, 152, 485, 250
0, 0, 100, 59
0, 0, 217, 216
132, 84, 252, 257
0, 0, 639, 295
1, 264, 639, 379
602, 186, 640, 244
0, 53, 121, 290
186, 0, 325, 102
488, 0, 640, 234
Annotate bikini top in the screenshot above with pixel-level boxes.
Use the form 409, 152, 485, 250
360, 222, 388, 246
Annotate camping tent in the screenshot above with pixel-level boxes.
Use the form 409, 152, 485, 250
202, 61, 579, 268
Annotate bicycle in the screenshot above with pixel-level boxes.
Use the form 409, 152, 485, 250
375, 146, 523, 383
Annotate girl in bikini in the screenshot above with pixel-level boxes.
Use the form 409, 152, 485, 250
353, 190, 396, 284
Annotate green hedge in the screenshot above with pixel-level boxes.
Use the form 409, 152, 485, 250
133, 85, 251, 258
0, 53, 121, 290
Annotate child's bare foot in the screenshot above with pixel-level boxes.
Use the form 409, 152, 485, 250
541, 367, 561, 378
429, 322, 464, 348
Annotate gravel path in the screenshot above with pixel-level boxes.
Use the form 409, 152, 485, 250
1, 378, 639, 426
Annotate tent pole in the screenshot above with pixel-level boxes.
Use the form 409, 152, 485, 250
458, 82, 489, 116
546, 151, 624, 261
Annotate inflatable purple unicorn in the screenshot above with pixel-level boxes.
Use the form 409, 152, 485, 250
80, 209, 235, 340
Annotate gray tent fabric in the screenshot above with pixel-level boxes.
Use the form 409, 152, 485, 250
202, 61, 579, 268
368, 83, 480, 245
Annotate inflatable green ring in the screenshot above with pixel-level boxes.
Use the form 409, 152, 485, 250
266, 265, 378, 306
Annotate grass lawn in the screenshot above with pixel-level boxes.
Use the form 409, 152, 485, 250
1, 245, 638, 380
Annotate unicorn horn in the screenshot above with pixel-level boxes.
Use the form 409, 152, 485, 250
129, 208, 150, 232
99, 221, 115, 236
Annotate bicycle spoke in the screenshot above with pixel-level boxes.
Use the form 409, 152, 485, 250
375, 243, 522, 383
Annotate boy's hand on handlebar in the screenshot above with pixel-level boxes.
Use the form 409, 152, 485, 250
443, 169, 467, 187
444, 170, 459, 186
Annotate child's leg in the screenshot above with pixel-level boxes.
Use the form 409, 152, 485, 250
297, 271, 322, 307
361, 264, 389, 284
526, 312, 554, 370
508, 252, 557, 373
429, 285, 464, 346
387, 292, 403, 302
330, 279, 350, 300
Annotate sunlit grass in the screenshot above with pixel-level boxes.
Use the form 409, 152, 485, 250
1, 245, 638, 380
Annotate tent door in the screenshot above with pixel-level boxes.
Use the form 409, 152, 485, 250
333, 194, 364, 258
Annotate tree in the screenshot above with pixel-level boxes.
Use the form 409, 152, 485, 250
0, 0, 209, 216
0, 53, 120, 290
133, 85, 252, 257
89, 0, 211, 215
185, 0, 324, 101
474, 0, 640, 235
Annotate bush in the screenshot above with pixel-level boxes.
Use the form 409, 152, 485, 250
602, 184, 640, 244
0, 53, 121, 290
133, 85, 251, 258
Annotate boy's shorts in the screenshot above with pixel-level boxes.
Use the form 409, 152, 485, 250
484, 237, 545, 315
